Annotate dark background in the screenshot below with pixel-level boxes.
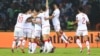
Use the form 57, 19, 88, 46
0, 0, 100, 31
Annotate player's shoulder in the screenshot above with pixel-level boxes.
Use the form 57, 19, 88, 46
83, 13, 88, 16
26, 14, 32, 17
40, 13, 44, 16
37, 13, 44, 17
54, 9, 59, 12
76, 13, 80, 17
18, 13, 23, 15
46, 9, 49, 12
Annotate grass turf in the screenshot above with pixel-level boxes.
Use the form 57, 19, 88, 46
0, 48, 100, 56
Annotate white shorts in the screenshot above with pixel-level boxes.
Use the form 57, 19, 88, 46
32, 29, 41, 38
14, 27, 23, 38
23, 28, 32, 38
76, 30, 88, 36
31, 30, 35, 38
54, 24, 61, 32
42, 26, 50, 35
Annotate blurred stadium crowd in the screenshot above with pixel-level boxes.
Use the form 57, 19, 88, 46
0, 0, 100, 31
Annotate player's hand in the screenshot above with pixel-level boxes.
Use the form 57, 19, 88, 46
32, 19, 36, 23
44, 17, 49, 20
33, 15, 37, 19
70, 22, 74, 25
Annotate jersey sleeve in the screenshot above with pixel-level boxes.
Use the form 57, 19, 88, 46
45, 9, 49, 18
85, 15, 89, 22
52, 11, 57, 17
76, 15, 79, 21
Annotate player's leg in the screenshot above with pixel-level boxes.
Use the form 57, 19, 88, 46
26, 29, 33, 53
55, 25, 69, 47
11, 37, 17, 53
60, 31, 69, 48
83, 31, 90, 54
30, 37, 37, 53
21, 29, 27, 50
11, 30, 19, 53
22, 29, 32, 49
28, 38, 32, 53
39, 34, 44, 53
30, 30, 42, 53
76, 30, 83, 52
28, 31, 34, 53
42, 34, 50, 53
17, 30, 25, 53
42, 27, 53, 53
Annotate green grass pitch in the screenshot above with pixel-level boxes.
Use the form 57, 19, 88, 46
0, 48, 100, 56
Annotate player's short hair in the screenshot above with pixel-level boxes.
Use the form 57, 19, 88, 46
78, 7, 84, 12
41, 6, 46, 11
22, 6, 31, 13
53, 3, 59, 8
34, 7, 40, 13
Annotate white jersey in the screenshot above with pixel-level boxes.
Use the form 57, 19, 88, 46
42, 9, 50, 35
52, 9, 60, 26
42, 9, 50, 27
15, 13, 31, 29
34, 13, 43, 30
23, 22, 33, 30
76, 13, 89, 30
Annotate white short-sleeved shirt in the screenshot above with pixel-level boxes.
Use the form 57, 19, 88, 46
42, 9, 50, 34
14, 13, 31, 37
32, 13, 43, 38
42, 9, 50, 27
24, 22, 33, 30
15, 13, 31, 29
76, 13, 89, 31
52, 9, 60, 26
34, 13, 43, 30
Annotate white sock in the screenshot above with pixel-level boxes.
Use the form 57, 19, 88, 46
12, 41, 16, 48
28, 42, 31, 53
43, 41, 47, 53
22, 40, 26, 47
28, 42, 31, 50
31, 43, 37, 53
61, 34, 69, 44
86, 41, 90, 50
63, 33, 68, 39
44, 41, 51, 53
48, 41, 53, 49
43, 45, 46, 53
76, 39, 82, 50
17, 40, 21, 47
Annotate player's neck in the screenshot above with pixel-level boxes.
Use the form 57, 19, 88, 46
55, 8, 59, 10
79, 12, 83, 14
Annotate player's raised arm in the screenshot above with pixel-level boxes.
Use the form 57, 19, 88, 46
71, 17, 78, 25
32, 17, 42, 24
26, 16, 33, 22
74, 17, 79, 24
45, 15, 54, 20
86, 15, 90, 25
46, 0, 49, 9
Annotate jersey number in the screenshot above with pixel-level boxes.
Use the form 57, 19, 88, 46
82, 17, 85, 24
18, 15, 23, 23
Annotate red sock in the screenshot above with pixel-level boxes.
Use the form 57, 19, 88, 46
65, 43, 68, 48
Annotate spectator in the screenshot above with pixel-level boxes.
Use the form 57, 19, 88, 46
80, 0, 88, 6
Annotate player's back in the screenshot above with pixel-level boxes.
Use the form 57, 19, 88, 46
34, 13, 43, 30
15, 13, 31, 28
76, 13, 89, 30
24, 22, 33, 29
23, 14, 33, 29
42, 9, 50, 26
52, 9, 60, 25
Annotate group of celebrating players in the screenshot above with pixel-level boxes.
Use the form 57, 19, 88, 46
11, 0, 90, 55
